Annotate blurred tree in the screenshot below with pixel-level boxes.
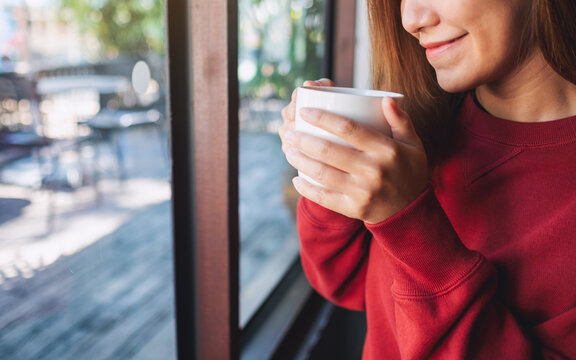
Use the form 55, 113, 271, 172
239, 0, 326, 100
57, 0, 164, 58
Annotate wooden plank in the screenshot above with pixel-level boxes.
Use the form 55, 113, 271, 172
332, 0, 357, 87
0, 221, 158, 330
132, 319, 177, 360
0, 208, 164, 331
0, 201, 175, 359
77, 273, 174, 359
189, 0, 240, 359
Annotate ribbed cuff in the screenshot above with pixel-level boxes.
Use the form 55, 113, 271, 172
366, 188, 483, 297
298, 197, 361, 230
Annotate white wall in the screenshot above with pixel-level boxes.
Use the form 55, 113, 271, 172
353, 0, 372, 89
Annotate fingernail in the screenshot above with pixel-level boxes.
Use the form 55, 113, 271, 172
299, 107, 318, 118
292, 176, 304, 188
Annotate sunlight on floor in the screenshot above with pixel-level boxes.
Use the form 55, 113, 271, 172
0, 178, 171, 287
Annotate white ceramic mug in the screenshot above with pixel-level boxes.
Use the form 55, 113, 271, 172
295, 86, 404, 187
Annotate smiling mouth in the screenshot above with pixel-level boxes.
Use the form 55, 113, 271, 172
421, 34, 467, 49
422, 34, 467, 58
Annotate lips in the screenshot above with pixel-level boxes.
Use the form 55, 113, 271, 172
421, 34, 467, 59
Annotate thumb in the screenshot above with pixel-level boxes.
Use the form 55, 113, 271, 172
381, 97, 421, 147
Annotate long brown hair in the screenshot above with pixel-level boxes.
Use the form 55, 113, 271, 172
366, 0, 576, 160
535, 0, 576, 84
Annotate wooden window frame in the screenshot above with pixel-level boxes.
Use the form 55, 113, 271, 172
166, 0, 356, 358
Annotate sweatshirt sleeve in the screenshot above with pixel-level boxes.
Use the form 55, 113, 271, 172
365, 187, 573, 359
297, 197, 370, 311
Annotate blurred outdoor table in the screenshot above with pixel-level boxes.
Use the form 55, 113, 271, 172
36, 75, 130, 95
81, 109, 164, 181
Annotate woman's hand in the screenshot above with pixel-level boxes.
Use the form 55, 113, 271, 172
279, 79, 335, 154
282, 96, 429, 224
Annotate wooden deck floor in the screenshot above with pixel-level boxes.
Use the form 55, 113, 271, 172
0, 118, 297, 359
0, 200, 176, 360
0, 121, 176, 360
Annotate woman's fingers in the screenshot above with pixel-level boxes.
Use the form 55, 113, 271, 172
285, 78, 335, 123
282, 79, 335, 154
283, 129, 362, 174
381, 97, 422, 148
280, 92, 429, 223
281, 102, 296, 125
284, 146, 351, 191
303, 78, 335, 87
291, 176, 351, 215
298, 108, 391, 152
279, 102, 295, 153
297, 97, 423, 154
284, 101, 429, 223
291, 87, 298, 103
294, 78, 335, 104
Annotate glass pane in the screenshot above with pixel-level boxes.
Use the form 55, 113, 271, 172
0, 1, 175, 359
239, 0, 327, 326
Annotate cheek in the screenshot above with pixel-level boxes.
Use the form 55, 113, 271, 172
477, 33, 525, 81
432, 45, 486, 92
475, 11, 529, 74
434, 32, 520, 92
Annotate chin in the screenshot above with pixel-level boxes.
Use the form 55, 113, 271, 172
436, 67, 483, 93
435, 71, 479, 94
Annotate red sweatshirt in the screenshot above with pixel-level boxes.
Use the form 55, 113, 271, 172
297, 94, 576, 359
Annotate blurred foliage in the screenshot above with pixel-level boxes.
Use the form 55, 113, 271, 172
57, 0, 164, 58
239, 0, 327, 100
57, 0, 324, 100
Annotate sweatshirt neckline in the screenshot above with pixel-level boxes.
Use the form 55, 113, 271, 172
460, 93, 576, 147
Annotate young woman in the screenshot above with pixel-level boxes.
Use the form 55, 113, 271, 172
279, 0, 576, 358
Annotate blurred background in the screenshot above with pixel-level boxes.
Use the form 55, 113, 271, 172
0, 0, 327, 358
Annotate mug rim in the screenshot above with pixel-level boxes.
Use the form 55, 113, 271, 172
300, 86, 404, 99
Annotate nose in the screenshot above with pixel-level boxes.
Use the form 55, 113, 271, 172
401, 0, 439, 35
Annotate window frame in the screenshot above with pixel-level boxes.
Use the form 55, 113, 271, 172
166, 0, 356, 358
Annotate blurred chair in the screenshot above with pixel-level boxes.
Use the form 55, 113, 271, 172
81, 108, 165, 181
0, 73, 93, 232
0, 74, 49, 177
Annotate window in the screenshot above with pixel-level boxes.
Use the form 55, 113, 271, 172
168, 0, 357, 358
238, 0, 329, 327
0, 1, 175, 359
0, 0, 357, 357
